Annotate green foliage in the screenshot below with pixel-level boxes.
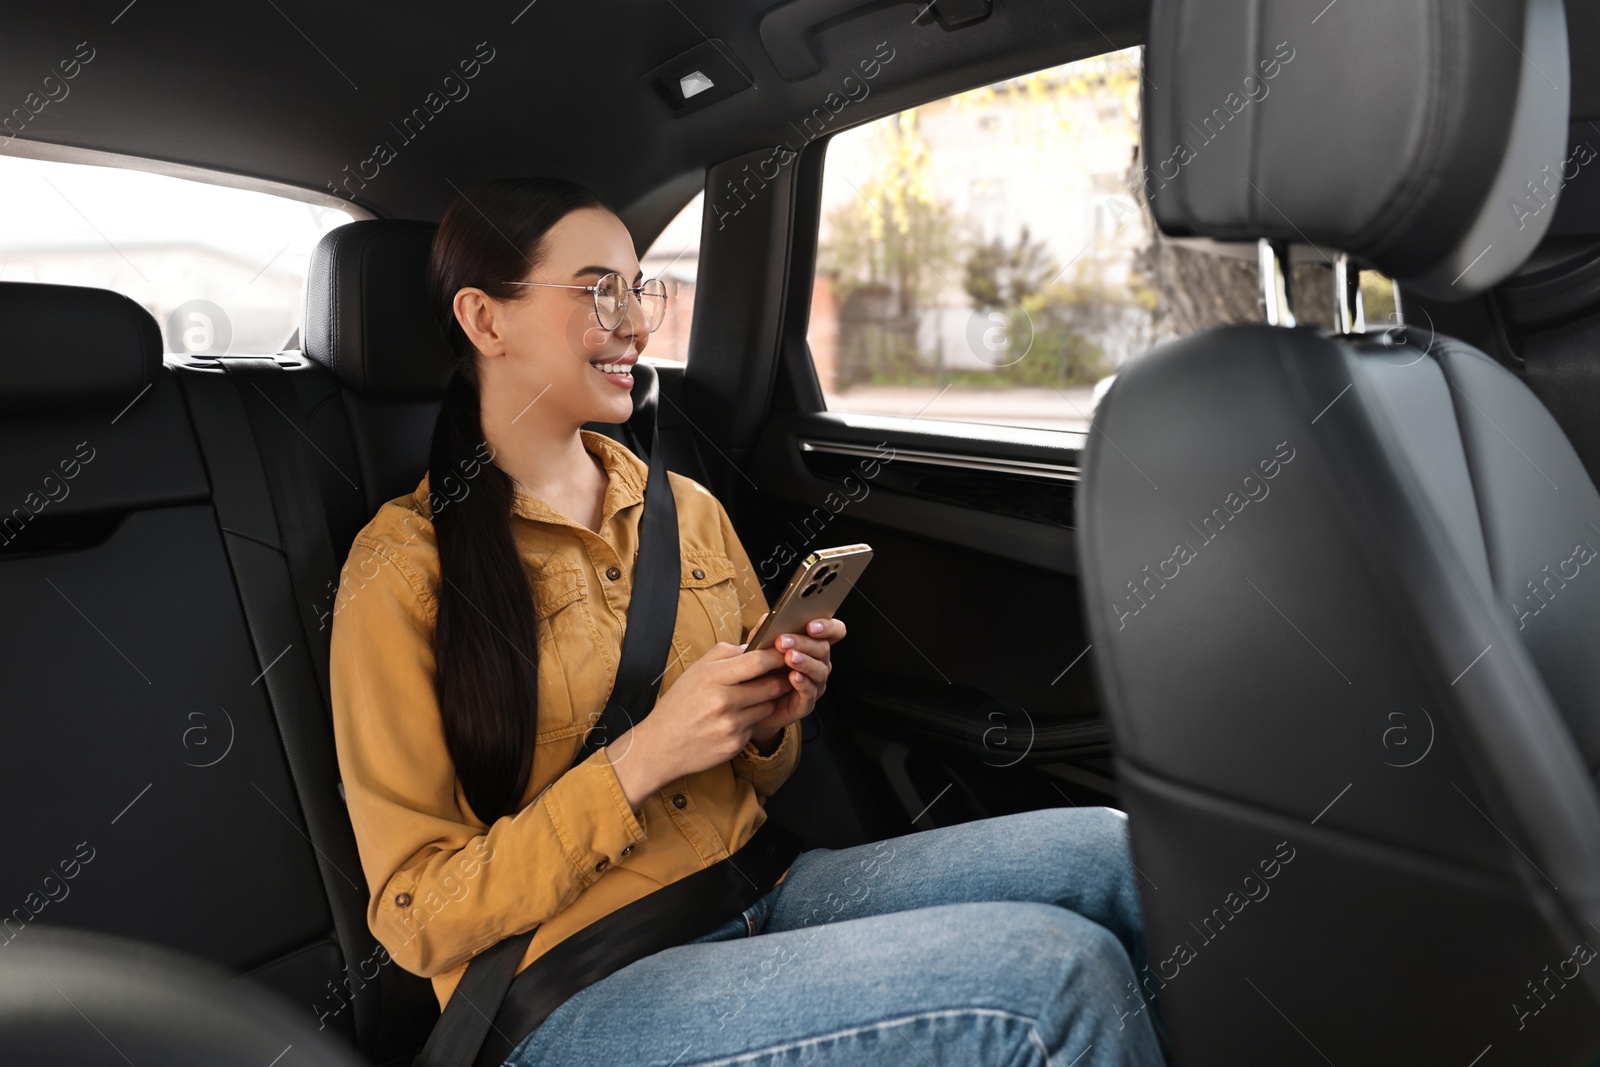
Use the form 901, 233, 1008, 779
820, 50, 1151, 392
963, 225, 1056, 310
818, 110, 960, 318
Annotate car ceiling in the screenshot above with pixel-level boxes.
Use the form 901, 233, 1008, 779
0, 0, 1143, 243
3, 2, 1596, 245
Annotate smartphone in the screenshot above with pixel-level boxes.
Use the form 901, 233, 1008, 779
743, 544, 874, 651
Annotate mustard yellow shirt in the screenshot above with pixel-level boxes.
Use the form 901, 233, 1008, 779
328, 429, 801, 1009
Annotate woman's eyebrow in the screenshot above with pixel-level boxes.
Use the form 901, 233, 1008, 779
572, 265, 645, 283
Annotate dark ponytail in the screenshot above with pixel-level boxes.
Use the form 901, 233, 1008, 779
426, 177, 612, 825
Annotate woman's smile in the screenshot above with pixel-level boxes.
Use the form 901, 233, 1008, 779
590, 348, 636, 387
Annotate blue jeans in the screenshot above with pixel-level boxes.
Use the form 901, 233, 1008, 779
504, 807, 1169, 1066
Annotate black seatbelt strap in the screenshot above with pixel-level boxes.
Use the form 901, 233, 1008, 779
570, 420, 680, 766
475, 817, 799, 1067
416, 416, 703, 1067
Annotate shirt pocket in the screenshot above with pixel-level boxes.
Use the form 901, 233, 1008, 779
678, 551, 745, 649
532, 561, 586, 620
531, 561, 601, 737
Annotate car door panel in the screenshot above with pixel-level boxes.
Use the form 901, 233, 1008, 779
745, 407, 1114, 829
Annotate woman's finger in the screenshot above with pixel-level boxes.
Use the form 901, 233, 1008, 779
780, 646, 830, 688
773, 633, 831, 662
744, 612, 769, 644
802, 617, 847, 643
717, 647, 788, 682
727, 671, 794, 708
784, 669, 819, 705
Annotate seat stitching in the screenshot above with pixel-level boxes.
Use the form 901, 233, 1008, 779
1434, 339, 1504, 594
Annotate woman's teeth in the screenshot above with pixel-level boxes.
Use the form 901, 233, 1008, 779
594, 362, 631, 375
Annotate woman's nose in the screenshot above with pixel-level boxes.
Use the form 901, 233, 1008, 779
617, 290, 650, 339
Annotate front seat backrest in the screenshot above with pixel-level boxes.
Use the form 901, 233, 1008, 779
1085, 0, 1600, 1063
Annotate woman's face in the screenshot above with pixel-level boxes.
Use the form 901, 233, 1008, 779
464, 206, 649, 429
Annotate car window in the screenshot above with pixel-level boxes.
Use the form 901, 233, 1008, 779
639, 192, 701, 362
804, 47, 1413, 435
0, 154, 355, 355
810, 49, 1153, 434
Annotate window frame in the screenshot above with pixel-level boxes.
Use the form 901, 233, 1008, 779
3, 138, 376, 221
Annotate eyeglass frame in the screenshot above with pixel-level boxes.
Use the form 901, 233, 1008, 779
504, 272, 669, 332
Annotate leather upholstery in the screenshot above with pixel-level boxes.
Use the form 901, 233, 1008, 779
0, 286, 375, 1055
303, 219, 455, 398
1142, 0, 1570, 298
0, 926, 364, 1066
1084, 325, 1600, 1062
0, 282, 161, 412
1085, 0, 1600, 1059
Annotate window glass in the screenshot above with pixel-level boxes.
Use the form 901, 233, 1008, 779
0, 154, 355, 355
638, 191, 702, 362
810, 49, 1151, 433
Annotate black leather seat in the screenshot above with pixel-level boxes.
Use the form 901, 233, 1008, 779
1083, 0, 1600, 1062
0, 925, 364, 1066
0, 282, 382, 1061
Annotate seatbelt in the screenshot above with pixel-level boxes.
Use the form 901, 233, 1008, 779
568, 409, 679, 767
413, 418, 800, 1067
475, 818, 798, 1067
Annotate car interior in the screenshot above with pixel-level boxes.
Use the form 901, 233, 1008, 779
2, 0, 1599, 1064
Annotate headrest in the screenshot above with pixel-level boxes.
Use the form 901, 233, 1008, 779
1498, 236, 1600, 328
302, 219, 454, 399
1141, 0, 1570, 300
0, 282, 161, 412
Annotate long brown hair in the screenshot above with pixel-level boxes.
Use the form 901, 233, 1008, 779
426, 176, 612, 824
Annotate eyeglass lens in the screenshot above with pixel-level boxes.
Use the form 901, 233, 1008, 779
593, 273, 669, 332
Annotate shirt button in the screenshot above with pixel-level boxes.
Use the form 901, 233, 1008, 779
606, 566, 622, 581
594, 858, 609, 873
692, 568, 705, 580
672, 793, 688, 809
394, 892, 412, 908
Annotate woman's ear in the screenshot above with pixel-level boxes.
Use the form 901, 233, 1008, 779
453, 287, 506, 359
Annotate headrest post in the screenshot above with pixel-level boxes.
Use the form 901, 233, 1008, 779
1334, 254, 1366, 335
1258, 239, 1296, 328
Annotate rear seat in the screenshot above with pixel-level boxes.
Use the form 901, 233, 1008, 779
1, 222, 682, 1064
0, 280, 423, 1062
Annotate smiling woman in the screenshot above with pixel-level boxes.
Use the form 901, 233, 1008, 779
325, 176, 1167, 1067
326, 174, 831, 1019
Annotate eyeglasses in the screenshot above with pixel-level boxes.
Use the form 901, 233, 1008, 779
507, 272, 670, 332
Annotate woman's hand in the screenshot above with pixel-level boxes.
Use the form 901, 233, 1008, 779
748, 617, 847, 751
609, 642, 791, 809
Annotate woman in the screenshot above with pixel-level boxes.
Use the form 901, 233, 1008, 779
328, 176, 1168, 1066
